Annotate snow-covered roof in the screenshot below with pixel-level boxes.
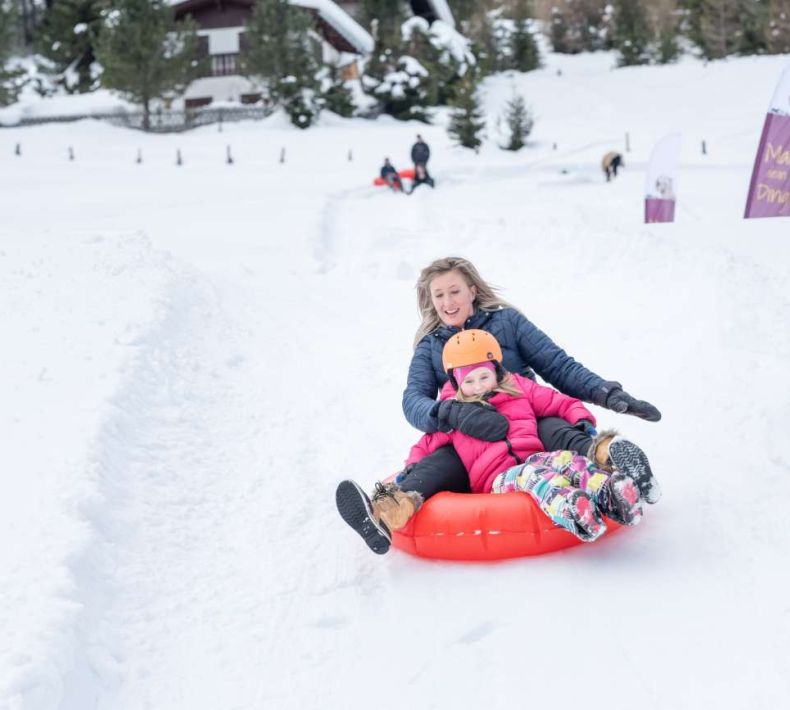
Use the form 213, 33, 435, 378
427, 0, 455, 28
169, 0, 372, 55
291, 0, 374, 54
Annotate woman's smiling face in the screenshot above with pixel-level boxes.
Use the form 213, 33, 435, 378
430, 270, 477, 329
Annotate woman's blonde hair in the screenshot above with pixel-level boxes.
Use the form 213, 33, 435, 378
413, 257, 514, 348
454, 372, 522, 402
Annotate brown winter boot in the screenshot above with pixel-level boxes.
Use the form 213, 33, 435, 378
588, 429, 618, 470
371, 482, 423, 531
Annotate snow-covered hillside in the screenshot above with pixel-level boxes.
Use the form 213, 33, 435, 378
2, 52, 789, 710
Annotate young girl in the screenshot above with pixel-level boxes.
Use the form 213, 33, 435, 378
336, 330, 660, 555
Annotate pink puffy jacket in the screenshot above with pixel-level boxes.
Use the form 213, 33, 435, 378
405, 374, 596, 494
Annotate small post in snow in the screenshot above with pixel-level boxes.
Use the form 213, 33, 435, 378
218, 111, 223, 133
625, 132, 631, 152
15, 142, 21, 156
348, 149, 353, 162
701, 140, 707, 155
552, 142, 557, 150
68, 146, 74, 161
226, 145, 234, 165
280, 147, 286, 164
176, 149, 183, 166
136, 149, 143, 164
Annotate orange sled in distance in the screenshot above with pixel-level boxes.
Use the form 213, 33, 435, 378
373, 168, 415, 186
391, 490, 622, 561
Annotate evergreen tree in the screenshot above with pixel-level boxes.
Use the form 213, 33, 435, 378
502, 93, 534, 151
361, 0, 407, 47
767, 0, 790, 52
402, 17, 464, 105
739, 0, 770, 54
547, 0, 609, 53
692, 0, 769, 57
509, 0, 541, 72
94, 0, 202, 131
612, 0, 651, 66
647, 0, 682, 63
36, 0, 102, 93
447, 75, 486, 150
549, 5, 572, 52
698, 0, 742, 57
1, 1, 24, 106
362, 47, 432, 122
320, 64, 355, 117
467, 8, 504, 76
242, 0, 321, 127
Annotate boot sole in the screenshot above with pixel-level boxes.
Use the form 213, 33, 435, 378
336, 480, 392, 555
609, 438, 662, 504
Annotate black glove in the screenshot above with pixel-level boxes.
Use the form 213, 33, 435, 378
436, 400, 509, 441
600, 382, 662, 422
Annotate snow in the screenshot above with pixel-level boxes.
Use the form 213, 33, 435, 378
0, 89, 132, 126
429, 0, 456, 28
2, 51, 790, 710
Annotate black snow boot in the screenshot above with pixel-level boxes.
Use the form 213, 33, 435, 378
336, 480, 392, 555
608, 437, 662, 504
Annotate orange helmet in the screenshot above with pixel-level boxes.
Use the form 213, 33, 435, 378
442, 329, 503, 373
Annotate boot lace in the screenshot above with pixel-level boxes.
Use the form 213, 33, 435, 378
372, 481, 399, 502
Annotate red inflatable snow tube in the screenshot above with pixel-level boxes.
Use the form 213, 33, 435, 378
373, 168, 415, 186
391, 491, 622, 561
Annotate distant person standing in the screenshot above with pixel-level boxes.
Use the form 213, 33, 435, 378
411, 134, 431, 173
602, 151, 624, 182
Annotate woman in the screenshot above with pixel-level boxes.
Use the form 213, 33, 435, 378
336, 257, 661, 554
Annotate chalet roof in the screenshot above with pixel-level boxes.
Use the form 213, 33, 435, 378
170, 0, 373, 55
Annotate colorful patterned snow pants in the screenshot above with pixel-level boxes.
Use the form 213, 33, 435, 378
490, 450, 611, 535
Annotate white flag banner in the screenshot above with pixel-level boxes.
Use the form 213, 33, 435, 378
645, 133, 682, 223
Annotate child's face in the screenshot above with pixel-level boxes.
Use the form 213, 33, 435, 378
459, 367, 497, 398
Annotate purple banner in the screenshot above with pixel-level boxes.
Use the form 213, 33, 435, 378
744, 112, 790, 218
645, 198, 675, 223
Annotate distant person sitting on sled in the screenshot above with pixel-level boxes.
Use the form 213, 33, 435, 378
602, 151, 624, 181
380, 158, 403, 191
408, 163, 435, 194
336, 330, 660, 553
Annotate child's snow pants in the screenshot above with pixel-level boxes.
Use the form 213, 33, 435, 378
491, 450, 612, 535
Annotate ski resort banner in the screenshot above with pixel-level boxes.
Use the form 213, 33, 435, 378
744, 63, 790, 219
645, 133, 682, 223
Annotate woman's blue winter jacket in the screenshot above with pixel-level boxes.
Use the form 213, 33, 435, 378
402, 308, 609, 433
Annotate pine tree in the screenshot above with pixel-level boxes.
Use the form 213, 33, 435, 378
768, 0, 790, 52
361, 0, 407, 47
320, 64, 355, 117
692, 0, 769, 57
647, 0, 681, 63
447, 75, 486, 150
502, 93, 534, 151
402, 17, 464, 106
94, 0, 202, 131
612, 0, 651, 66
547, 0, 610, 53
1, 1, 24, 106
242, 0, 321, 127
467, 9, 503, 76
35, 0, 102, 93
509, 0, 541, 72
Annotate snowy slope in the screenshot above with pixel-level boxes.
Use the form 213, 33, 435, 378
2, 52, 790, 710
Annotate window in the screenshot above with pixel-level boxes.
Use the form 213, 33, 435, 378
212, 54, 238, 77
